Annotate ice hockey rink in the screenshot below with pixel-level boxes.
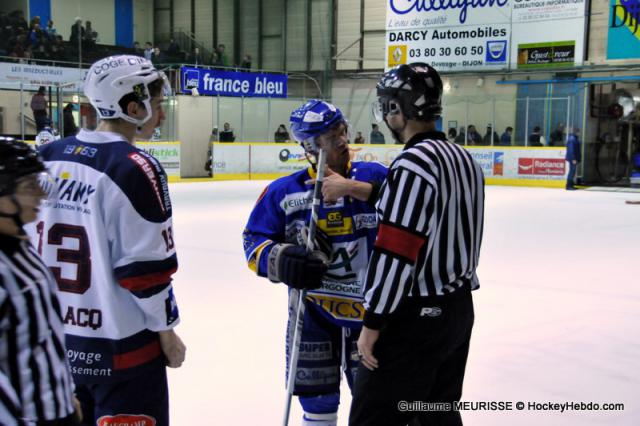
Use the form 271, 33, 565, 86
166, 180, 639, 426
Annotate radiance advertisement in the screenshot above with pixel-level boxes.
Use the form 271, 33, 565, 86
385, 0, 586, 71
607, 0, 640, 59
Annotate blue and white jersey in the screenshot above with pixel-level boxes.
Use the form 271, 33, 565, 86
243, 161, 387, 327
26, 129, 179, 385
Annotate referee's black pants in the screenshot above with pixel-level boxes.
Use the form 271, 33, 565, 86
349, 290, 474, 426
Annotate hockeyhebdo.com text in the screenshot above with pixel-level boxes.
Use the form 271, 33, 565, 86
397, 400, 625, 413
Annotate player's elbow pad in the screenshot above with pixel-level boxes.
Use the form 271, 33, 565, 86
133, 285, 180, 331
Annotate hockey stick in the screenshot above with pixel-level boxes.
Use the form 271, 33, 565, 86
283, 148, 327, 426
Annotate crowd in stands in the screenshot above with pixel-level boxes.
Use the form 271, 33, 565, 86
0, 10, 102, 63
0, 9, 254, 71
447, 123, 569, 146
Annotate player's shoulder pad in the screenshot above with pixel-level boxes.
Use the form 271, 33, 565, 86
352, 160, 388, 180
41, 138, 172, 223
118, 147, 173, 223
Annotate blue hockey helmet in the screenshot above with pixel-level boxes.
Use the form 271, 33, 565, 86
289, 100, 346, 155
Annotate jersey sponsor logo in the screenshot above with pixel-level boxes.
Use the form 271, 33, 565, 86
55, 177, 96, 205
64, 306, 103, 330
326, 245, 358, 280
318, 216, 352, 236
128, 152, 167, 214
63, 144, 98, 158
420, 307, 442, 317
280, 191, 313, 214
299, 341, 333, 361
306, 294, 364, 321
97, 414, 156, 426
67, 349, 102, 365
326, 211, 344, 228
295, 366, 340, 386
353, 213, 377, 230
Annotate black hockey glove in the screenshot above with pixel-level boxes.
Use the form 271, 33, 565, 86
296, 225, 333, 260
267, 244, 328, 290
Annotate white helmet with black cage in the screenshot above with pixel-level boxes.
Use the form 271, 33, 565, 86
84, 55, 171, 127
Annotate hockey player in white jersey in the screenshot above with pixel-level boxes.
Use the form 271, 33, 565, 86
27, 55, 186, 426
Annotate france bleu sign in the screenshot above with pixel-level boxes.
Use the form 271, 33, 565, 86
180, 67, 287, 98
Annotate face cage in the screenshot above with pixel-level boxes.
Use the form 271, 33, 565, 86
372, 97, 402, 122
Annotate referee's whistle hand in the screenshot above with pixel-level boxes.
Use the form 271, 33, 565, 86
357, 326, 380, 370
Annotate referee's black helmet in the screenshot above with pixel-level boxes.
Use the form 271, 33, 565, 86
375, 62, 443, 122
0, 137, 46, 197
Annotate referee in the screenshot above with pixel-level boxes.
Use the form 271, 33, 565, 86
0, 138, 80, 426
349, 63, 485, 426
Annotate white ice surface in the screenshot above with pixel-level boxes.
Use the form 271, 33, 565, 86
167, 181, 640, 425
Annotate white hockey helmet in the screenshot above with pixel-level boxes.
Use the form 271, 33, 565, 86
84, 55, 171, 126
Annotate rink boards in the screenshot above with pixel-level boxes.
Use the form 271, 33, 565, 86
210, 142, 569, 188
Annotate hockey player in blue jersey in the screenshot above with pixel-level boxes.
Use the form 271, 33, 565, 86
243, 100, 388, 426
27, 55, 186, 426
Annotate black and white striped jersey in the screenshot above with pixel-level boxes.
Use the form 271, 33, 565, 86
362, 131, 485, 329
0, 234, 75, 424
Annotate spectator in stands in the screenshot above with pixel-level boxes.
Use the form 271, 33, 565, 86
30, 15, 41, 30
9, 10, 29, 33
209, 127, 219, 142
219, 122, 236, 142
454, 126, 466, 144
240, 53, 252, 70
500, 126, 513, 146
167, 38, 180, 61
370, 123, 385, 144
29, 23, 44, 49
133, 41, 144, 56
354, 131, 365, 144
45, 19, 56, 39
51, 35, 67, 61
550, 123, 565, 146
33, 43, 51, 61
274, 124, 290, 142
210, 51, 220, 67
63, 103, 78, 137
69, 18, 84, 46
189, 47, 204, 66
528, 126, 543, 147
31, 86, 48, 132
482, 125, 499, 145
216, 44, 229, 67
467, 124, 482, 145
152, 46, 164, 64
447, 127, 457, 143
144, 41, 153, 60
83, 20, 98, 50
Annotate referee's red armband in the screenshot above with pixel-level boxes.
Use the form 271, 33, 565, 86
374, 223, 426, 263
